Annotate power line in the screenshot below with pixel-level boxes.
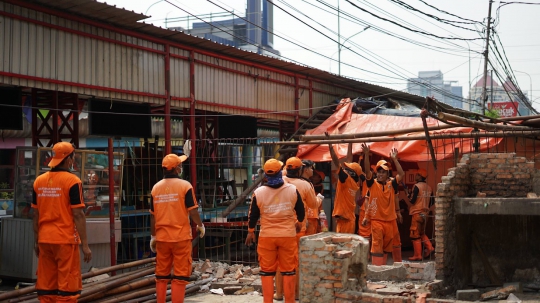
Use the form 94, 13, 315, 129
415, 0, 483, 25
344, 0, 484, 41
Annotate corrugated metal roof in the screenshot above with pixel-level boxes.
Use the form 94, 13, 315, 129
22, 0, 427, 107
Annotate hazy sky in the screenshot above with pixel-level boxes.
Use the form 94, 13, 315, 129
103, 0, 540, 111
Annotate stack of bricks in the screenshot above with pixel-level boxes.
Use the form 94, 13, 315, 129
402, 262, 436, 281
298, 233, 369, 303
467, 153, 534, 197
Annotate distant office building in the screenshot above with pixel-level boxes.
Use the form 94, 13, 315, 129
168, 0, 280, 57
469, 75, 531, 117
407, 71, 463, 109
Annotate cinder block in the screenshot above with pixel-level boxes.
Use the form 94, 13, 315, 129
455, 289, 481, 301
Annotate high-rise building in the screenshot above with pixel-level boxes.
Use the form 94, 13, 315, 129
468, 75, 531, 117
407, 71, 463, 109
168, 0, 279, 57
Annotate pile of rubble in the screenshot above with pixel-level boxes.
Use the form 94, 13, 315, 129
191, 259, 262, 296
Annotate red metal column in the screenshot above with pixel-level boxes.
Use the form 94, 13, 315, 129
294, 76, 300, 131
189, 50, 197, 190
309, 80, 313, 117
164, 44, 172, 154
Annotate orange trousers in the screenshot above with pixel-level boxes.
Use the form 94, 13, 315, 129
306, 218, 319, 235
370, 220, 394, 255
155, 240, 192, 303
257, 237, 297, 274
392, 219, 401, 247
335, 217, 355, 234
358, 208, 371, 238
36, 243, 82, 303
410, 213, 426, 239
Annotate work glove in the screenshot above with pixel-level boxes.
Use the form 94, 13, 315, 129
183, 140, 192, 158
150, 235, 156, 253
197, 224, 205, 238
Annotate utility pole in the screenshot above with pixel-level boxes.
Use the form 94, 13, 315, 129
481, 0, 494, 115
337, 0, 341, 76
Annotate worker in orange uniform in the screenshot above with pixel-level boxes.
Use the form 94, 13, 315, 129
357, 169, 371, 250
274, 157, 322, 301
245, 159, 305, 303
361, 144, 404, 266
32, 142, 92, 303
404, 168, 434, 261
328, 139, 362, 234
150, 154, 205, 303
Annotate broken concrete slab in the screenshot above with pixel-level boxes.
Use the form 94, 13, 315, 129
210, 281, 240, 289
215, 267, 225, 279
480, 285, 517, 301
223, 286, 243, 295
367, 263, 408, 282
456, 289, 481, 301
366, 283, 386, 293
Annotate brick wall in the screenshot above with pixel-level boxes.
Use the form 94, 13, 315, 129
467, 153, 534, 197
435, 153, 536, 287
298, 233, 369, 303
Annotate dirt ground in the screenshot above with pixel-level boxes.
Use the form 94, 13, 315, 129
185, 292, 267, 303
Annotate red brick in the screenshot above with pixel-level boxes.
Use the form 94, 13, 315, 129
334, 250, 353, 259
323, 275, 341, 281
316, 282, 334, 289
334, 282, 343, 288
331, 268, 342, 274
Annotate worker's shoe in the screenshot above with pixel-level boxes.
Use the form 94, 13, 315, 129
372, 255, 385, 266
392, 246, 402, 263
171, 280, 187, 303
274, 271, 283, 300
283, 274, 296, 303
422, 234, 435, 258
261, 275, 275, 303
155, 279, 169, 303
409, 239, 422, 261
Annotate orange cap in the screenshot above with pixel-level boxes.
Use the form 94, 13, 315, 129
376, 159, 390, 171
344, 162, 363, 176
264, 159, 283, 175
162, 154, 188, 170
414, 168, 428, 178
286, 157, 303, 169
48, 142, 75, 168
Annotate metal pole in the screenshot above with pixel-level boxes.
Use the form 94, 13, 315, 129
481, 0, 494, 115
337, 0, 341, 76
108, 138, 117, 271
490, 69, 494, 109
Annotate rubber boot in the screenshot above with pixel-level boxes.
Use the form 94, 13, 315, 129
295, 269, 300, 299
155, 279, 168, 303
367, 237, 372, 263
261, 276, 275, 303
283, 275, 296, 303
274, 271, 283, 300
38, 295, 57, 303
392, 246, 402, 263
372, 255, 385, 266
422, 234, 434, 258
171, 280, 186, 303
409, 239, 422, 261
383, 253, 388, 265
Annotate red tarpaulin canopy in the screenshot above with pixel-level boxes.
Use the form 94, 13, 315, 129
296, 99, 502, 162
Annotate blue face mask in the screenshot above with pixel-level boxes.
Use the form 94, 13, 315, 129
266, 171, 284, 186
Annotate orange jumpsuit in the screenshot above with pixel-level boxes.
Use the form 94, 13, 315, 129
151, 176, 199, 303
357, 178, 371, 239
248, 182, 304, 303
332, 168, 359, 234
32, 168, 85, 303
283, 176, 320, 236
408, 182, 433, 239
365, 178, 398, 256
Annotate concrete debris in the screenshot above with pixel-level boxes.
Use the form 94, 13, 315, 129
503, 282, 523, 293
190, 260, 263, 296
456, 289, 481, 301
526, 192, 538, 198
480, 285, 517, 301
405, 282, 414, 289
507, 293, 522, 303
368, 263, 408, 282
